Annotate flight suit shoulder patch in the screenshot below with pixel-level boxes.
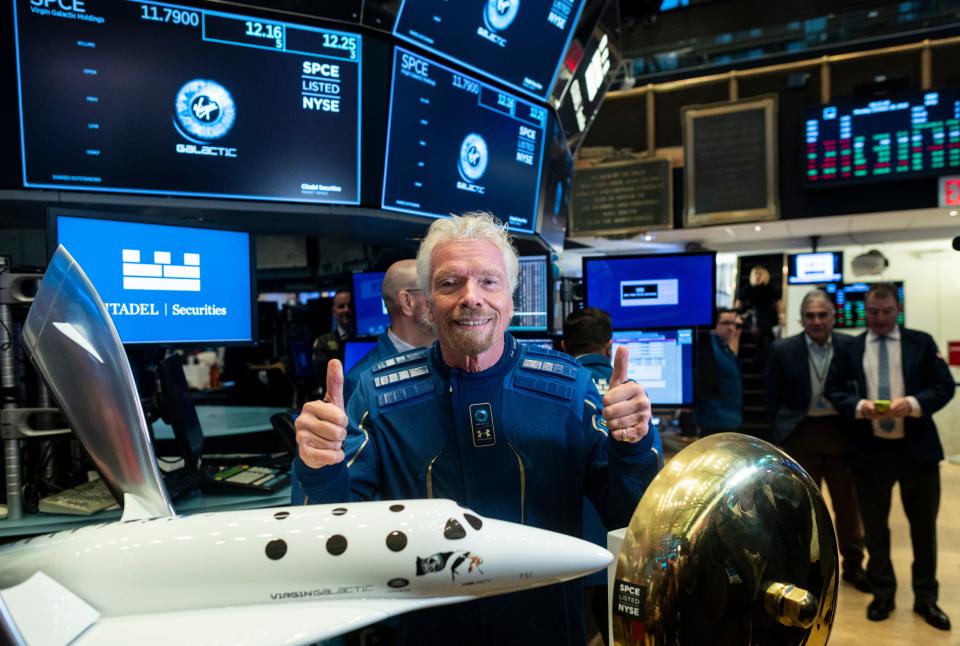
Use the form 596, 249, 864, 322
372, 364, 434, 408
372, 348, 429, 373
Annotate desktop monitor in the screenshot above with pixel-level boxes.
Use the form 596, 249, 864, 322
343, 340, 377, 373
393, 0, 587, 101
353, 271, 389, 337
610, 328, 695, 407
787, 251, 843, 285
582, 252, 716, 329
510, 254, 552, 333
13, 0, 362, 204
381, 47, 548, 233
822, 281, 906, 329
52, 212, 255, 345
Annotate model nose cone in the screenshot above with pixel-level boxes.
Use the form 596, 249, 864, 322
483, 518, 613, 583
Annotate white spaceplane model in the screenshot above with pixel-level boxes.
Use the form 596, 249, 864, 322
0, 247, 612, 646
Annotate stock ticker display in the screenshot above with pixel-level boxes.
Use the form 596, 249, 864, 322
381, 48, 547, 232
805, 91, 960, 185
14, 0, 361, 203
510, 255, 550, 331
823, 282, 906, 329
393, 0, 585, 100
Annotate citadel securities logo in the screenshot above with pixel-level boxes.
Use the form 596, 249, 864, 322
173, 79, 238, 157
121, 248, 201, 292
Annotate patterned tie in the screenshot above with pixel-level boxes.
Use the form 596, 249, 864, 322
877, 336, 895, 431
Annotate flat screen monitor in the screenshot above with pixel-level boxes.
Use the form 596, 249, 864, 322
582, 252, 716, 329
352, 271, 389, 337
822, 281, 905, 329
393, 0, 587, 100
53, 213, 255, 345
510, 254, 551, 332
611, 328, 695, 406
787, 251, 843, 284
343, 340, 377, 373
381, 47, 548, 233
14, 0, 362, 204
804, 89, 960, 185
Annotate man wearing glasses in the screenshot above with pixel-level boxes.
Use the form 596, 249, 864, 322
764, 289, 867, 594
344, 259, 437, 402
695, 308, 744, 436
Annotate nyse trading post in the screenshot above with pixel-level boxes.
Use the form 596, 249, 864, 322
382, 49, 547, 232
55, 215, 253, 345
394, 0, 585, 100
14, 0, 361, 203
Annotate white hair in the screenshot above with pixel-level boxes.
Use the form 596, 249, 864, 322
415, 212, 520, 296
800, 289, 835, 317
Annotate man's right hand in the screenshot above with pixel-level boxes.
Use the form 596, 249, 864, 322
296, 359, 348, 469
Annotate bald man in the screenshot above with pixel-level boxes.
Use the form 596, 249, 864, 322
343, 259, 437, 403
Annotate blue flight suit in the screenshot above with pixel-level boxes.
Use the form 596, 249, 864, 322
293, 334, 661, 645
344, 332, 399, 404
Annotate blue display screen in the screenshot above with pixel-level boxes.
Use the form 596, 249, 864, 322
583, 253, 715, 329
14, 0, 361, 204
343, 340, 377, 373
510, 255, 550, 332
611, 328, 695, 406
353, 271, 389, 337
381, 48, 547, 233
787, 251, 843, 284
55, 215, 253, 345
393, 0, 585, 100
823, 281, 905, 329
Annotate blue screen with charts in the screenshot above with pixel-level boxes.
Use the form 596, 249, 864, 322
54, 215, 254, 345
382, 48, 547, 232
583, 253, 715, 329
393, 0, 585, 100
14, 0, 361, 204
611, 328, 695, 406
353, 271, 389, 337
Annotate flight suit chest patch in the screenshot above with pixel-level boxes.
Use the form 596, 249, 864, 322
469, 403, 496, 447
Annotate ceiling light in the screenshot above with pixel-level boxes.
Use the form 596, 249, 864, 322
753, 225, 763, 232
643, 233, 654, 242
950, 210, 958, 217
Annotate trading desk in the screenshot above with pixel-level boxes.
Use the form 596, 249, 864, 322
0, 405, 292, 539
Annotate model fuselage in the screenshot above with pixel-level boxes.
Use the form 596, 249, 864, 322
0, 499, 611, 617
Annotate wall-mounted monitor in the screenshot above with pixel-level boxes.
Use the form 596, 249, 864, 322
611, 328, 695, 406
381, 48, 548, 232
393, 0, 587, 100
582, 252, 716, 329
787, 251, 843, 285
52, 213, 255, 345
14, 0, 361, 204
343, 340, 377, 373
804, 90, 960, 186
352, 271, 389, 337
510, 254, 551, 332
822, 281, 905, 329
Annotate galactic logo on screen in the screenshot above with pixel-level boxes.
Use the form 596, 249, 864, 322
457, 133, 488, 193
173, 79, 238, 158
485, 0, 519, 32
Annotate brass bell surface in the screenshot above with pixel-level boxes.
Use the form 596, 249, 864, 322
612, 433, 838, 645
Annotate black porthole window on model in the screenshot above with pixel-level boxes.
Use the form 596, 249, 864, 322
463, 513, 483, 530
444, 518, 466, 539
327, 534, 348, 555
332, 507, 348, 516
389, 504, 405, 512
386, 531, 408, 552
265, 539, 287, 560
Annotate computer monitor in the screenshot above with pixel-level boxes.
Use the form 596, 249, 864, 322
343, 340, 378, 373
787, 251, 843, 284
381, 47, 548, 233
582, 252, 716, 329
610, 328, 695, 406
516, 337, 555, 351
822, 281, 906, 329
510, 254, 551, 333
393, 0, 587, 100
352, 271, 389, 337
52, 212, 255, 345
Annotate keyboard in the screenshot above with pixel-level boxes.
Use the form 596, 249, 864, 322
38, 478, 119, 515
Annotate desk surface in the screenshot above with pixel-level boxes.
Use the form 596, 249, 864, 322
152, 405, 287, 439
0, 485, 292, 538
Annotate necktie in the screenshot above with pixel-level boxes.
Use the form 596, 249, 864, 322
877, 336, 894, 431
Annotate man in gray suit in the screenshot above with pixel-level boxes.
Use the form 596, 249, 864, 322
764, 289, 867, 592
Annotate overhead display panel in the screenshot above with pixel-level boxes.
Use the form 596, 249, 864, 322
805, 90, 960, 185
393, 0, 586, 100
381, 48, 548, 232
14, 0, 361, 204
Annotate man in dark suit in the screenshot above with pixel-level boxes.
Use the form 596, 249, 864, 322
825, 283, 955, 630
764, 289, 867, 592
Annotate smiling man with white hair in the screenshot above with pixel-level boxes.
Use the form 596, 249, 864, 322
292, 212, 660, 645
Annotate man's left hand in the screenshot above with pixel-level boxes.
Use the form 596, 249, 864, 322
602, 346, 651, 443
887, 397, 912, 418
